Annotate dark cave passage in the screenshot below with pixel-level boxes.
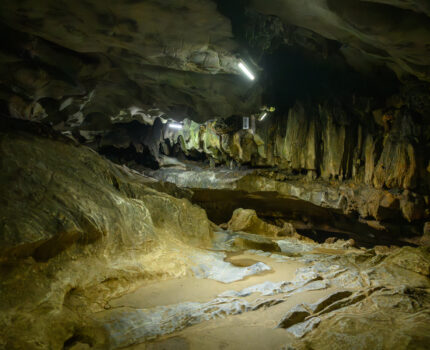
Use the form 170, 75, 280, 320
191, 188, 420, 248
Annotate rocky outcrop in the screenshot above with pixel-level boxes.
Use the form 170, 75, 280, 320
288, 285, 430, 349
0, 120, 214, 349
226, 208, 296, 238
0, 0, 429, 213
0, 2, 429, 348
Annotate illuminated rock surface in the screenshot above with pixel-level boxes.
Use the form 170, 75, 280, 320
0, 121, 214, 348
0, 1, 430, 349
0, 122, 429, 349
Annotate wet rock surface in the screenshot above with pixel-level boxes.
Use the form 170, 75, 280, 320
1, 0, 429, 259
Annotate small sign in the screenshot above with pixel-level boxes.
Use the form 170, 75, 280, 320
243, 117, 249, 130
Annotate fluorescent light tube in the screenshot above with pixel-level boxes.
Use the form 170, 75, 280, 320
259, 112, 267, 121
238, 62, 255, 80
168, 122, 183, 129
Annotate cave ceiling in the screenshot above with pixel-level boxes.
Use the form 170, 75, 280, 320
0, 0, 429, 128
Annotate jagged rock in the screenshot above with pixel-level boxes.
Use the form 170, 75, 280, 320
91, 252, 334, 348
148, 168, 427, 242
147, 98, 427, 196
0, 1, 261, 125
287, 317, 321, 338
323, 238, 356, 249
232, 233, 281, 252
373, 245, 400, 255
226, 208, 293, 237
308, 290, 353, 313
315, 290, 369, 315
324, 237, 338, 244
278, 290, 362, 338
289, 287, 430, 350
383, 246, 430, 276
277, 304, 311, 329
277, 239, 316, 255
0, 1, 429, 348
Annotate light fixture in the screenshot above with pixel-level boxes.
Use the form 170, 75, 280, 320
168, 122, 183, 130
259, 112, 267, 121
238, 62, 255, 80
243, 116, 250, 129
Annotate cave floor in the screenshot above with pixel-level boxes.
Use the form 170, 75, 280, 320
88, 234, 430, 350
108, 250, 343, 350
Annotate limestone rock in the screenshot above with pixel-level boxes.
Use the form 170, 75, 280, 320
383, 246, 430, 276
252, 0, 430, 82
212, 229, 281, 252
277, 304, 311, 329
232, 233, 281, 252
308, 290, 353, 313
289, 287, 430, 350
0, 120, 213, 349
227, 208, 295, 237
0, 1, 261, 125
287, 317, 321, 338
149, 168, 427, 241
189, 251, 272, 283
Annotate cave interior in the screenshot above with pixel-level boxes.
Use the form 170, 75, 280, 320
1, 1, 430, 349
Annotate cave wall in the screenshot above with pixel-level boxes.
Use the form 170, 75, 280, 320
0, 0, 262, 127
0, 0, 428, 236
0, 119, 214, 349
107, 95, 429, 194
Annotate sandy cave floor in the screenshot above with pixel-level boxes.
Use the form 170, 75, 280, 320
84, 230, 430, 350
109, 250, 347, 350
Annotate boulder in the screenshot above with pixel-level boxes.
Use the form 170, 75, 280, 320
227, 208, 295, 237
232, 232, 281, 252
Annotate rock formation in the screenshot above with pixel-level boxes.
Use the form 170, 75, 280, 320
0, 120, 214, 349
1, 0, 430, 349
